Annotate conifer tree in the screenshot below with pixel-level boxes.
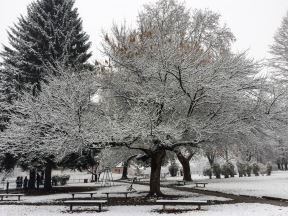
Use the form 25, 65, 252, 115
1, 0, 92, 94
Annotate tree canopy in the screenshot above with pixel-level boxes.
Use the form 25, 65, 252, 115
0, 0, 92, 95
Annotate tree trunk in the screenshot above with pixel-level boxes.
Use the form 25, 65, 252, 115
121, 161, 129, 180
28, 169, 36, 190
44, 163, 52, 191
277, 162, 281, 170
149, 150, 166, 196
176, 153, 192, 181
121, 155, 137, 180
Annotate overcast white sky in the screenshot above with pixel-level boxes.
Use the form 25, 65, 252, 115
0, 0, 288, 62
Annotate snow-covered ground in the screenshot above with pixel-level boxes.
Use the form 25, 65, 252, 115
13, 182, 229, 203
182, 171, 288, 199
1, 203, 288, 216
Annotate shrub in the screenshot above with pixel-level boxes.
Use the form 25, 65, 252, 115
228, 163, 236, 177
221, 163, 230, 178
168, 161, 179, 177
252, 163, 260, 176
52, 174, 70, 186
221, 162, 235, 178
212, 163, 221, 179
246, 164, 252, 177
266, 162, 272, 176
203, 168, 212, 179
236, 162, 246, 177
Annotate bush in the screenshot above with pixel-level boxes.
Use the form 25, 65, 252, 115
203, 168, 212, 179
168, 161, 179, 177
221, 162, 235, 178
246, 164, 252, 177
52, 174, 70, 186
252, 163, 260, 176
221, 163, 230, 178
228, 163, 236, 177
212, 163, 221, 179
266, 162, 272, 176
236, 162, 246, 177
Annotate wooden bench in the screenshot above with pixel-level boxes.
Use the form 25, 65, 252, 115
102, 191, 135, 199
63, 200, 107, 211
70, 192, 97, 199
195, 182, 208, 188
134, 177, 148, 182
0, 193, 24, 201
156, 200, 208, 210
176, 180, 186, 186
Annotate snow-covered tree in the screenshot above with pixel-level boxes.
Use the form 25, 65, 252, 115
270, 11, 288, 79
174, 146, 198, 181
0, 0, 91, 95
0, 66, 101, 190
101, 0, 261, 195
0, 0, 93, 178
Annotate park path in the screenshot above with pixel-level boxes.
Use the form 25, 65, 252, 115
162, 182, 288, 207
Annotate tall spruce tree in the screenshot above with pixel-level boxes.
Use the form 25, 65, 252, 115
1, 0, 92, 94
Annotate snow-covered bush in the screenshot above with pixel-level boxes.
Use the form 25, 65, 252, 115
252, 163, 260, 176
203, 168, 212, 179
221, 162, 235, 178
228, 163, 236, 177
266, 162, 272, 176
212, 163, 221, 179
246, 164, 252, 177
168, 161, 179, 177
52, 174, 70, 186
237, 162, 247, 177
259, 163, 267, 175
221, 163, 230, 178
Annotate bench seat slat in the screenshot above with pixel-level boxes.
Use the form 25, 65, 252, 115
102, 192, 134, 194
156, 200, 208, 204
70, 192, 97, 194
0, 194, 24, 196
64, 200, 107, 204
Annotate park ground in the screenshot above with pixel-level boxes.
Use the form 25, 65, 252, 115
1, 171, 288, 215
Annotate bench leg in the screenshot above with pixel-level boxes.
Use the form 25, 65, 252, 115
197, 205, 201, 210
125, 193, 128, 199
70, 204, 73, 211
99, 204, 102, 212
1, 196, 3, 201
18, 196, 20, 201
90, 193, 93, 199
72, 194, 75, 199
163, 205, 166, 211
106, 194, 109, 199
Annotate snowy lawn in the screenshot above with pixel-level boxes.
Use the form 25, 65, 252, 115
181, 171, 288, 199
1, 203, 288, 216
16, 182, 229, 203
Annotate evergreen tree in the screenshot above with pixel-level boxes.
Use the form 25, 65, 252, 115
0, 67, 17, 131
1, 0, 92, 94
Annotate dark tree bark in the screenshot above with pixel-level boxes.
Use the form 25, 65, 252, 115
149, 150, 166, 196
176, 152, 193, 181
44, 163, 52, 191
121, 155, 137, 180
28, 169, 36, 189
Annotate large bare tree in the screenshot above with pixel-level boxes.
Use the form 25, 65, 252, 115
101, 0, 261, 195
